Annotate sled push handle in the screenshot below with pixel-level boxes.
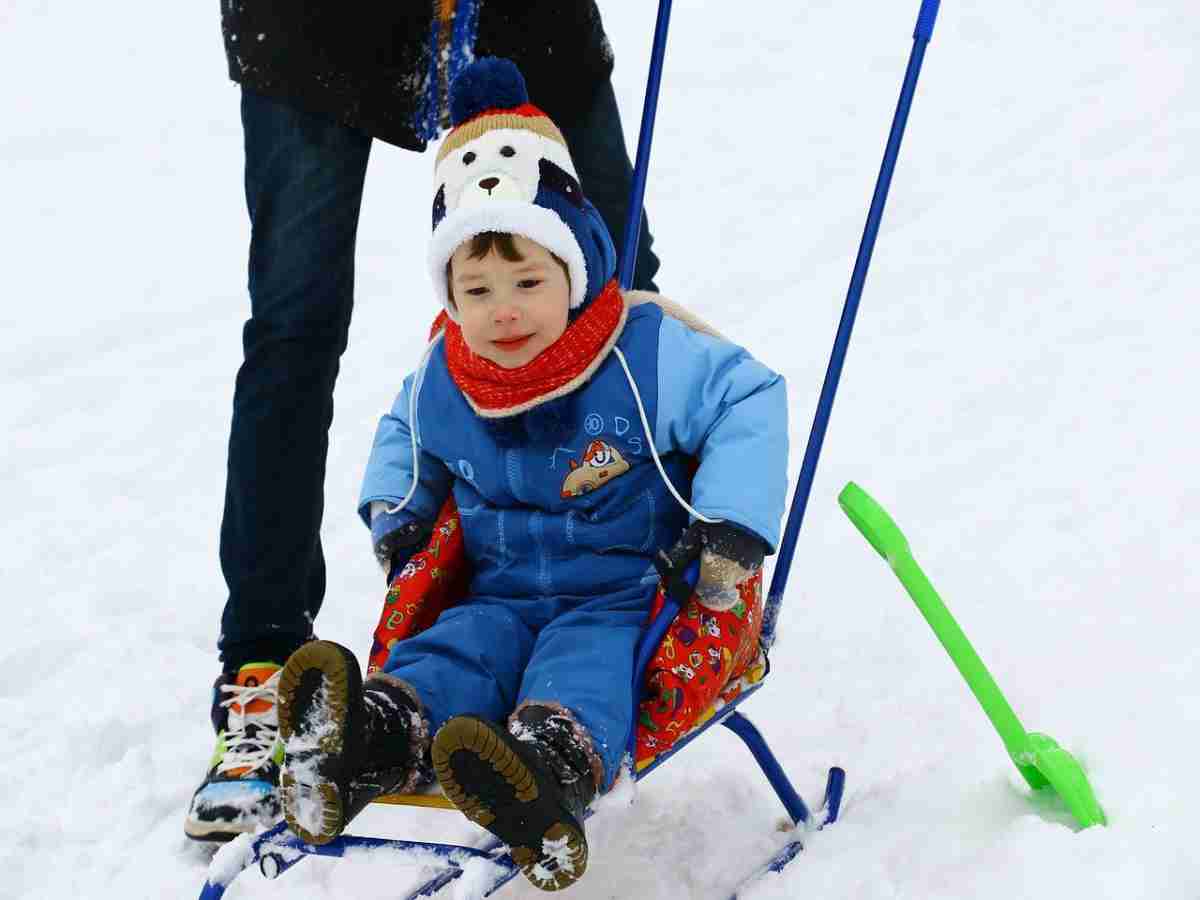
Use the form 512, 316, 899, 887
618, 0, 672, 292
764, 0, 944, 648
614, 0, 946, 655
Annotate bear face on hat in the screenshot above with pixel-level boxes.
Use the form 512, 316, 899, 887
428, 58, 617, 319
434, 124, 578, 226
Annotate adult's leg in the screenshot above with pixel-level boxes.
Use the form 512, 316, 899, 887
219, 88, 373, 670
559, 79, 660, 292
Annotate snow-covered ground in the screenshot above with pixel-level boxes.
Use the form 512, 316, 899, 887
4, 1, 1198, 897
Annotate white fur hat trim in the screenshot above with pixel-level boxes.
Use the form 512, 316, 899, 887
429, 202, 589, 320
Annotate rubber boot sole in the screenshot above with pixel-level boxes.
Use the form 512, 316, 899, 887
276, 641, 362, 845
432, 716, 588, 892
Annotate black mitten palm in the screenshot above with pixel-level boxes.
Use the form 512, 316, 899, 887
656, 521, 768, 611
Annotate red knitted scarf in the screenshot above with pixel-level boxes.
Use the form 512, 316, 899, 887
440, 279, 627, 418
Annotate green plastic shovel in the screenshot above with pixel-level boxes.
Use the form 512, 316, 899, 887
837, 481, 1106, 829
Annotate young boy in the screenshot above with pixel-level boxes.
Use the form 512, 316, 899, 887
276, 58, 787, 891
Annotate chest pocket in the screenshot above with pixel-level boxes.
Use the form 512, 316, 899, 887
566, 486, 657, 555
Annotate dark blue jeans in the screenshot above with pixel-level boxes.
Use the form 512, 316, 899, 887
219, 84, 659, 670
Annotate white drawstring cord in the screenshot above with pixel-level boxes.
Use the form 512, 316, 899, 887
385, 332, 444, 517
382, 334, 716, 527
612, 347, 720, 525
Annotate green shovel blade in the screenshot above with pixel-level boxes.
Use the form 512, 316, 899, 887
1025, 733, 1107, 829
837, 481, 1106, 829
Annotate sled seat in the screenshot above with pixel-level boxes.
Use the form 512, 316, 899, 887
196, 573, 843, 900
362, 659, 765, 809
365, 495, 770, 787
374, 783, 456, 810
371, 636, 770, 811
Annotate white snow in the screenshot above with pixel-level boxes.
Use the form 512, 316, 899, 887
3, 1, 1199, 898
527, 833, 582, 890
449, 857, 508, 900
208, 835, 256, 888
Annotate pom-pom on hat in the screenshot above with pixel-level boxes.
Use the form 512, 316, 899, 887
429, 58, 616, 319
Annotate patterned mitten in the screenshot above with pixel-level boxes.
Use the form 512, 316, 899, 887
657, 521, 767, 611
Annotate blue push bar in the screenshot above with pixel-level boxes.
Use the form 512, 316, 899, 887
618, 0, 673, 290
763, 0, 943, 648
915, 0, 941, 40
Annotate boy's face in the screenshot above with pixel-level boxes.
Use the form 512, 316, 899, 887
450, 235, 570, 369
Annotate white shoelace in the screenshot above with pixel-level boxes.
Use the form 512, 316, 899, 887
216, 669, 282, 776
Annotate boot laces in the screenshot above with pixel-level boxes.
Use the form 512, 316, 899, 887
217, 669, 281, 775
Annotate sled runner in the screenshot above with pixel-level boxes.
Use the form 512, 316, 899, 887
197, 0, 944, 894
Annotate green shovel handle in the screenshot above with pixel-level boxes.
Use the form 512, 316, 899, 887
838, 482, 1107, 828
837, 482, 1040, 782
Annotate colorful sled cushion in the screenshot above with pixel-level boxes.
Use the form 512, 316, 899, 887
634, 572, 765, 769
367, 497, 472, 673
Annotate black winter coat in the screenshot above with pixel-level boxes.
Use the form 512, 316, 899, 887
220, 1, 615, 151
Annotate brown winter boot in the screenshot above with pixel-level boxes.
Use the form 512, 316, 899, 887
432, 705, 599, 891
276, 641, 428, 845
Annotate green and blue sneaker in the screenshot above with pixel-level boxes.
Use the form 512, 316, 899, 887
184, 662, 284, 841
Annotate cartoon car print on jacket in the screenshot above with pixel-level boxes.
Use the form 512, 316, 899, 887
560, 440, 631, 498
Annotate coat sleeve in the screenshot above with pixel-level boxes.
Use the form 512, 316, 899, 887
358, 373, 455, 528
654, 316, 789, 552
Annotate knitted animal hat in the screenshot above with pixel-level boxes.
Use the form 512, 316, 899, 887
429, 58, 617, 319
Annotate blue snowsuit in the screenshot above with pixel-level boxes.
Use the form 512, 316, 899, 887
359, 299, 787, 786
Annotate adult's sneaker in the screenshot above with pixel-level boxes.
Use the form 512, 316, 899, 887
183, 662, 283, 841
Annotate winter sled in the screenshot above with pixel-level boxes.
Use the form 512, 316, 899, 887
197, 527, 846, 900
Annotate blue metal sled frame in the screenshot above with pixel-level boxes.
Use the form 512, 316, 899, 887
199, 576, 845, 899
